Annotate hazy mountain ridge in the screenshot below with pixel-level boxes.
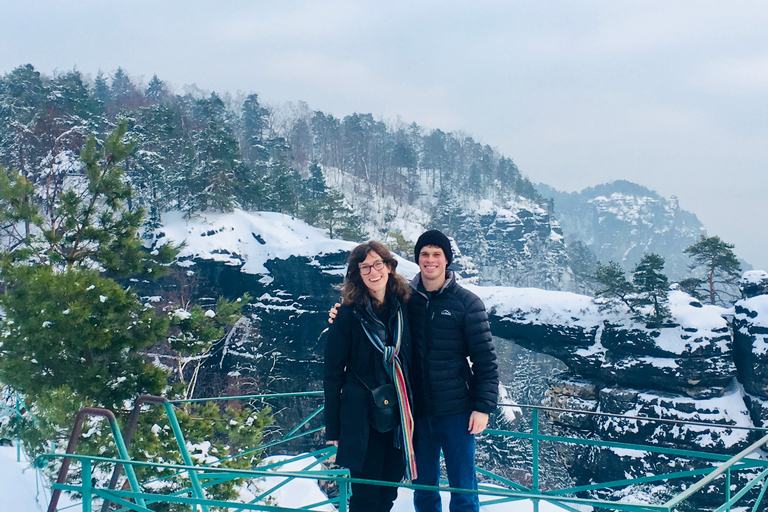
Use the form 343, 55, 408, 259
537, 180, 708, 280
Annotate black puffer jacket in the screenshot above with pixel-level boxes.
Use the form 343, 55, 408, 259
409, 271, 498, 418
323, 295, 411, 471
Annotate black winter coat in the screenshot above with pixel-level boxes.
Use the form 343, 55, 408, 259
323, 296, 411, 472
409, 271, 498, 418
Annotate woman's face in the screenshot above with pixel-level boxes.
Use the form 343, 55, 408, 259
358, 250, 390, 302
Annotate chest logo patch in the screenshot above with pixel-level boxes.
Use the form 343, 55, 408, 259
440, 310, 452, 316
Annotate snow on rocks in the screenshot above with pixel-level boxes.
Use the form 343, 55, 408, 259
734, 293, 768, 398
478, 287, 735, 398
151, 209, 357, 275
476, 284, 760, 454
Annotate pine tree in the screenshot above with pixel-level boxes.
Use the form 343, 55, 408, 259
265, 161, 300, 215
311, 111, 342, 169
145, 74, 168, 103
0, 64, 51, 177
386, 231, 415, 259
594, 261, 636, 312
431, 187, 465, 235
92, 70, 112, 105
51, 70, 102, 123
0, 123, 176, 410
239, 93, 270, 164
1, 123, 273, 471
188, 94, 241, 212
305, 161, 327, 199
632, 253, 671, 326
299, 161, 328, 224
132, 103, 189, 227
315, 188, 364, 240
106, 67, 145, 115
684, 235, 741, 306
677, 277, 704, 301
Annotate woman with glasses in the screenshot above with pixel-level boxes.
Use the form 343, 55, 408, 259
324, 241, 417, 512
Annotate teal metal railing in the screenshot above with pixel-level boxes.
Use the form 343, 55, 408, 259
38, 394, 768, 512
1, 389, 33, 463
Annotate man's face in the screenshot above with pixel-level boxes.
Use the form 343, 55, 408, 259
418, 245, 447, 282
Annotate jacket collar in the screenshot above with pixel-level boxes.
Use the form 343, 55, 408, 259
410, 270, 455, 297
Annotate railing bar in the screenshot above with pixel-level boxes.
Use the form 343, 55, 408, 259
548, 466, 719, 496
476, 468, 530, 491
713, 468, 768, 512
241, 445, 332, 471
91, 487, 310, 511
41, 394, 768, 512
664, 433, 768, 508
282, 404, 324, 440
169, 391, 323, 404
250, 453, 340, 503
213, 425, 326, 466
257, 426, 326, 450
486, 429, 760, 464
498, 402, 768, 432
751, 475, 768, 512
47, 452, 682, 511
93, 489, 155, 512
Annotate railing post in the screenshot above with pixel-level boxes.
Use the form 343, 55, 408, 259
532, 408, 540, 493
339, 476, 349, 512
163, 401, 211, 512
82, 458, 92, 512
726, 468, 732, 512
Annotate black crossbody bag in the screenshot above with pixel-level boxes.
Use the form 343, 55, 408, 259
352, 371, 399, 433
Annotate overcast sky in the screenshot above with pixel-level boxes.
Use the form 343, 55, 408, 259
3, 1, 767, 270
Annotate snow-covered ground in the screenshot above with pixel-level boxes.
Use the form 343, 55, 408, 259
0, 445, 590, 511
0, 444, 50, 512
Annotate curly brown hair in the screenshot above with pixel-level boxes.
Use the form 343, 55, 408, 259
341, 241, 411, 306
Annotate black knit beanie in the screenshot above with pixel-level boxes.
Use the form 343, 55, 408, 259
414, 230, 453, 267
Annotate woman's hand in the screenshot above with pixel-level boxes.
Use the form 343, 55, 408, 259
328, 440, 339, 446
328, 302, 341, 324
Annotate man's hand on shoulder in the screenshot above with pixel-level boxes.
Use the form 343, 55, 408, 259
328, 302, 341, 324
468, 411, 489, 434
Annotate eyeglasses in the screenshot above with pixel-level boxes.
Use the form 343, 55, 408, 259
359, 260, 386, 275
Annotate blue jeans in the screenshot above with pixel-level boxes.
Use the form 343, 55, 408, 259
413, 412, 479, 512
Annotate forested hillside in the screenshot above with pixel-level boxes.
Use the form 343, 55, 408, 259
0, 64, 537, 227
0, 64, 585, 289
1, 64, 734, 294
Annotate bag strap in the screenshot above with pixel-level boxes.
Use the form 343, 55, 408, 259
350, 369, 374, 392
358, 308, 417, 481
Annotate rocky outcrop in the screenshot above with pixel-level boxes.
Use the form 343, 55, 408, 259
733, 272, 768, 410
479, 286, 736, 399
456, 200, 574, 291
472, 273, 768, 510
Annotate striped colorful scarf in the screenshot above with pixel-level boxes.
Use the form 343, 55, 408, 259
360, 308, 418, 480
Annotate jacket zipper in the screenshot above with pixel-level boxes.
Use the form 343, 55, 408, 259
422, 293, 434, 416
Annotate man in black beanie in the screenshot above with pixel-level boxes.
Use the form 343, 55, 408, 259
409, 230, 498, 512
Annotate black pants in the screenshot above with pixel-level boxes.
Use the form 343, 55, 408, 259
348, 427, 405, 512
